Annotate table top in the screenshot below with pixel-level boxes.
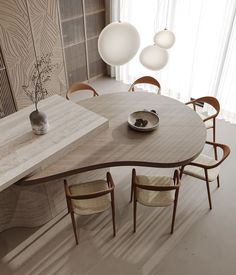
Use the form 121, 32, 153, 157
0, 95, 108, 191
22, 92, 206, 184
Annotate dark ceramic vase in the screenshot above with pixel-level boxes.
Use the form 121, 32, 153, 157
29, 110, 49, 135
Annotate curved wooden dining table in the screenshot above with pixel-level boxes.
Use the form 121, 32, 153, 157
22, 92, 206, 184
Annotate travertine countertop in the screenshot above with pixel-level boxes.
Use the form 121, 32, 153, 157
0, 95, 108, 191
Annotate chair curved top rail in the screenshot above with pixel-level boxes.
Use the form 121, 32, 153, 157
128, 76, 161, 93
185, 96, 220, 117
66, 82, 99, 100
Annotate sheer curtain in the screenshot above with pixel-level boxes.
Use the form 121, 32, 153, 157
113, 0, 236, 123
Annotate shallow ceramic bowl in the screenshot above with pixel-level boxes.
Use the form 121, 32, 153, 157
128, 110, 159, 132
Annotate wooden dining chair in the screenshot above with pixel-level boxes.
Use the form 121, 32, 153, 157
131, 169, 181, 234
128, 76, 161, 94
64, 171, 116, 245
66, 82, 99, 101
180, 141, 230, 210
185, 96, 220, 142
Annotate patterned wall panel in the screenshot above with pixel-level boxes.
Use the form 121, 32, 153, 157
58, 0, 88, 86
0, 101, 4, 118
0, 0, 67, 109
58, 0, 107, 85
0, 0, 35, 109
0, 69, 16, 116
0, 49, 4, 67
27, 0, 67, 97
0, 46, 16, 117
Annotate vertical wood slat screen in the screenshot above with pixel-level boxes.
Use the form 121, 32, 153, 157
87, 37, 106, 78
59, 0, 87, 85
86, 9, 106, 78
58, 0, 106, 85
0, 47, 16, 118
85, 0, 106, 78
84, 0, 105, 13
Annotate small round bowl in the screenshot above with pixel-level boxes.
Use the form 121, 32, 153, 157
128, 110, 159, 132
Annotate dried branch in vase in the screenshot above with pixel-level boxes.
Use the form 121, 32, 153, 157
22, 53, 58, 110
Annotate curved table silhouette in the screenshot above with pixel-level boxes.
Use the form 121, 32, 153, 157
23, 92, 207, 184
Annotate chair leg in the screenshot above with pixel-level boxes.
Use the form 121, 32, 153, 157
133, 198, 137, 233
130, 181, 134, 203
213, 126, 218, 160
204, 170, 212, 210
206, 180, 212, 210
111, 191, 116, 237
214, 145, 218, 161
171, 190, 179, 234
213, 123, 216, 143
217, 175, 220, 188
65, 197, 70, 214
179, 166, 184, 179
70, 212, 79, 245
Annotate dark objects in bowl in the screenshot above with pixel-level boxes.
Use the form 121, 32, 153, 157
134, 118, 148, 127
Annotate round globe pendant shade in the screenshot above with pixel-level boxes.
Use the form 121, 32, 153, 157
139, 45, 168, 71
153, 29, 175, 49
98, 22, 140, 66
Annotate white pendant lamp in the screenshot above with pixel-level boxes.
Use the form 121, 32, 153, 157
139, 0, 175, 71
98, 22, 140, 66
154, 0, 175, 49
139, 45, 168, 71
154, 29, 175, 49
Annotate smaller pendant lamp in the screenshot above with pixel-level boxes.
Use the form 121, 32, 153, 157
139, 45, 168, 71
140, 0, 175, 70
154, 29, 175, 49
153, 0, 175, 49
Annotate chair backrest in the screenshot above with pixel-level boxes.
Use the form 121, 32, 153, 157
64, 172, 114, 202
128, 76, 161, 94
132, 169, 180, 192
66, 82, 99, 101
188, 96, 220, 117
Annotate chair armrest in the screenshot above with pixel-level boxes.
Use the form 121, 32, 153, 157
202, 114, 217, 122
185, 100, 196, 111
185, 100, 194, 105
205, 141, 230, 168
188, 141, 230, 169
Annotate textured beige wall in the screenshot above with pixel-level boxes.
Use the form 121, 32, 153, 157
0, 0, 67, 110
27, 0, 67, 98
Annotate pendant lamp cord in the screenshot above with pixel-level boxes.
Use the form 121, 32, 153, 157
119, 0, 124, 22
118, 0, 120, 22
165, 0, 170, 29
113, 0, 121, 22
